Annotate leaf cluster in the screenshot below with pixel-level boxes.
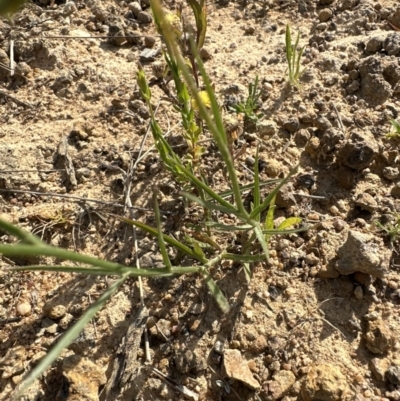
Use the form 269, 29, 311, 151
386, 119, 400, 139
231, 75, 264, 128
285, 24, 305, 87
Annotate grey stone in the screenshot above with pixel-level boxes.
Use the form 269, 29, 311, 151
314, 116, 332, 131
387, 366, 400, 385
137, 11, 152, 24
391, 182, 400, 198
359, 56, 392, 106
369, 358, 390, 381
366, 35, 385, 54
144, 35, 156, 48
128, 1, 142, 17
335, 231, 391, 277
43, 303, 67, 320
318, 8, 333, 22
126, 30, 143, 46
199, 46, 212, 61
140, 47, 161, 61
174, 349, 197, 373
283, 117, 300, 133
384, 32, 400, 56
337, 129, 378, 170
108, 23, 126, 46
258, 120, 277, 136
355, 193, 377, 212
383, 166, 399, 180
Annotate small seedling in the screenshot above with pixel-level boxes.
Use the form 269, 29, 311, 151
386, 119, 400, 139
285, 24, 305, 87
375, 212, 400, 247
231, 75, 264, 131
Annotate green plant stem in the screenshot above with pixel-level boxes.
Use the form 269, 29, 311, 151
9, 264, 204, 276
150, 0, 248, 218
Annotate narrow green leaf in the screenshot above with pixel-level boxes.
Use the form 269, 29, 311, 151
0, 219, 42, 245
214, 178, 281, 200
205, 222, 253, 231
175, 162, 238, 211
119, 218, 206, 263
153, 190, 172, 271
265, 202, 276, 231
222, 253, 267, 262
0, 244, 130, 271
203, 271, 230, 313
186, 0, 207, 49
285, 25, 292, 75
189, 38, 248, 216
250, 165, 298, 219
9, 265, 133, 276
253, 147, 260, 221
254, 223, 269, 258
192, 239, 206, 259
182, 192, 241, 216
8, 264, 204, 277
243, 262, 251, 283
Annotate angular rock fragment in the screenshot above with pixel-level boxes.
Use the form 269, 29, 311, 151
301, 363, 348, 401
337, 129, 378, 170
355, 193, 377, 212
267, 370, 296, 400
223, 349, 260, 390
335, 231, 391, 277
359, 56, 392, 106
365, 319, 392, 354
369, 357, 390, 381
387, 366, 400, 385
60, 355, 106, 401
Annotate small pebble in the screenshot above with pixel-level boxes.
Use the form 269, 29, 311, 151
199, 47, 212, 61
318, 8, 333, 22
329, 205, 340, 215
17, 302, 31, 316
144, 36, 156, 48
307, 213, 320, 221
137, 11, 152, 24
263, 82, 273, 91
354, 286, 363, 300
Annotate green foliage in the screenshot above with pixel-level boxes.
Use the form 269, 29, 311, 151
231, 75, 264, 129
3, 0, 309, 396
186, 0, 207, 50
386, 119, 400, 139
375, 213, 400, 247
285, 24, 305, 87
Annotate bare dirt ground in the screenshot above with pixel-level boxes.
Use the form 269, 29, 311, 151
1, 0, 400, 400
